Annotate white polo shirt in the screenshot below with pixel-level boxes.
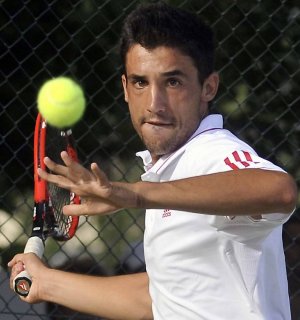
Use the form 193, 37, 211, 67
137, 114, 293, 320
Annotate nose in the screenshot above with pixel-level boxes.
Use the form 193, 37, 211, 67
147, 84, 167, 114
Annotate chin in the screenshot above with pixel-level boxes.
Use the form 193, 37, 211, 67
145, 141, 178, 157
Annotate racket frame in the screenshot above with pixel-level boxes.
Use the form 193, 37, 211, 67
14, 113, 80, 296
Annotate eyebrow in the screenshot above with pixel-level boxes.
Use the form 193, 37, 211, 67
127, 74, 146, 81
162, 69, 187, 78
127, 69, 187, 80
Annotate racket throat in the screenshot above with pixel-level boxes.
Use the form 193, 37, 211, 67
31, 202, 47, 241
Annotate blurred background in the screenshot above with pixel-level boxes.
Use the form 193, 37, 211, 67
1, 0, 299, 319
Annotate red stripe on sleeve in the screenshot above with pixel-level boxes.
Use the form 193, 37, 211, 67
232, 151, 250, 167
224, 157, 239, 170
243, 151, 252, 162
232, 151, 241, 162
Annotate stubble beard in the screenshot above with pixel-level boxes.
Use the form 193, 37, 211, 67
133, 115, 199, 160
139, 126, 193, 160
141, 134, 178, 157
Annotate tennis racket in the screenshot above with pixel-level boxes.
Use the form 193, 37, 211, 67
13, 113, 80, 297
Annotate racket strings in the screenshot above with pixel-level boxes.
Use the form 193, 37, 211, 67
44, 124, 79, 240
47, 181, 75, 240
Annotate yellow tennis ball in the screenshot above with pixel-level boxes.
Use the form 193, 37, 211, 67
37, 77, 86, 128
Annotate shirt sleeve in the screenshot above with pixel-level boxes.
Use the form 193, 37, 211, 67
181, 130, 294, 234
222, 149, 285, 172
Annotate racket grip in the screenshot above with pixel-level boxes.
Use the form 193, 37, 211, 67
13, 236, 44, 297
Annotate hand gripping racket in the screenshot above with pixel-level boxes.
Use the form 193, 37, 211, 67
13, 113, 80, 297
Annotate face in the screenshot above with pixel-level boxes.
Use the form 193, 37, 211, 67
122, 45, 219, 163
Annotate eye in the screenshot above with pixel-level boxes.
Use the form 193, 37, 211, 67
167, 78, 181, 87
131, 78, 148, 89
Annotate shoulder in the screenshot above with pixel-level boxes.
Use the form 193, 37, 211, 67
186, 128, 255, 154
178, 128, 284, 175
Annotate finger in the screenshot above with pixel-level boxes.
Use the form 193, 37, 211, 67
63, 201, 118, 216
37, 167, 49, 180
8, 255, 25, 288
61, 152, 96, 183
63, 202, 104, 216
37, 168, 75, 192
60, 151, 85, 173
9, 261, 25, 289
60, 151, 75, 167
91, 163, 110, 186
37, 168, 72, 188
63, 203, 87, 216
8, 253, 24, 268
44, 156, 69, 176
44, 153, 80, 176
8, 260, 24, 274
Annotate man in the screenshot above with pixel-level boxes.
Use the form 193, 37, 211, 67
9, 2, 297, 319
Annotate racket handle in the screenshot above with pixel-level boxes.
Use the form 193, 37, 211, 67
13, 236, 44, 297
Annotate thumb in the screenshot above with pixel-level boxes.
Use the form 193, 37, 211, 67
63, 203, 87, 216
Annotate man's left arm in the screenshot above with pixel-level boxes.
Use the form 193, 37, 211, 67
131, 169, 297, 216
38, 153, 297, 217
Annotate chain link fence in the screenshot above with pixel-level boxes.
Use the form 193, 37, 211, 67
1, 0, 300, 319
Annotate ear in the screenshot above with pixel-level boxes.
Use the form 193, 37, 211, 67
201, 72, 219, 102
121, 74, 128, 102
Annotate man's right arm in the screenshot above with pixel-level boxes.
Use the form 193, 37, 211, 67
9, 253, 153, 320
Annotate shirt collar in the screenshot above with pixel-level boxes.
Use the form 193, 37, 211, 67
136, 114, 223, 170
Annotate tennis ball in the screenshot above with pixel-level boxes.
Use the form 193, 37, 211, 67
37, 77, 86, 128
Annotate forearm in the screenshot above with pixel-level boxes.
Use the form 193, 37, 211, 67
129, 169, 297, 216
42, 270, 152, 320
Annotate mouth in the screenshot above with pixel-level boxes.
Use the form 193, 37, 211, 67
143, 118, 173, 127
147, 121, 171, 127
143, 122, 173, 133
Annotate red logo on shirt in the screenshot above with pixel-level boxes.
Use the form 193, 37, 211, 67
162, 209, 172, 218
224, 150, 258, 170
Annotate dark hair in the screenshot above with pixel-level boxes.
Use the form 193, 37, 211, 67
120, 2, 215, 84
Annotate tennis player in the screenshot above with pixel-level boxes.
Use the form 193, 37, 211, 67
9, 2, 297, 319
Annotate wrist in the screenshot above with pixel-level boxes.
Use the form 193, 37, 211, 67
111, 181, 143, 209
38, 267, 57, 302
